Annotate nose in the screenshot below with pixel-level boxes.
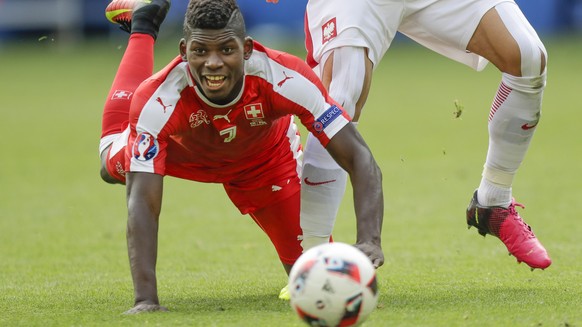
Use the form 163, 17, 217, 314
205, 52, 223, 69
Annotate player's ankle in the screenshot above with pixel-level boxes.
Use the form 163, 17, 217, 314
131, 17, 161, 39
301, 236, 330, 252
131, 0, 170, 40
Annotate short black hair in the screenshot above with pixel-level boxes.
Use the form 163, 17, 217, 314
183, 0, 246, 38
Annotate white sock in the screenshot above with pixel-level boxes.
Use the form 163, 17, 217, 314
478, 72, 545, 207
477, 177, 512, 207
300, 133, 348, 251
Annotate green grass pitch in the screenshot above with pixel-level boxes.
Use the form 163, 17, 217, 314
0, 34, 581, 326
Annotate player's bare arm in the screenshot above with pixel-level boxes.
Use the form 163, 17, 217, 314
125, 172, 167, 314
325, 123, 384, 268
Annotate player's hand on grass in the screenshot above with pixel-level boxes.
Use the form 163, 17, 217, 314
124, 303, 169, 315
354, 242, 384, 269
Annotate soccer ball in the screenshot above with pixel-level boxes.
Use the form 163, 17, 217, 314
288, 242, 379, 327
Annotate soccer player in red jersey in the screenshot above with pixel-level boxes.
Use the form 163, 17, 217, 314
267, 0, 551, 270
100, 0, 383, 313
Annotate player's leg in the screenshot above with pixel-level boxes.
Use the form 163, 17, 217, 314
467, 3, 546, 207
249, 191, 303, 275
300, 0, 400, 252
465, 2, 550, 269
99, 0, 170, 184
399, 0, 550, 268
300, 47, 374, 251
248, 189, 303, 302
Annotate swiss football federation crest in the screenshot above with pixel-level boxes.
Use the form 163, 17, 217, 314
322, 18, 337, 44
133, 132, 159, 161
189, 110, 210, 128
244, 103, 267, 127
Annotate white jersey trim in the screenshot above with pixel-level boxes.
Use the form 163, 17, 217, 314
130, 64, 189, 173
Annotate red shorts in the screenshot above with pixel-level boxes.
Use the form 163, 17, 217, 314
223, 174, 301, 214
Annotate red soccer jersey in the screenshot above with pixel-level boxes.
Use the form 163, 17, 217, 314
126, 41, 350, 192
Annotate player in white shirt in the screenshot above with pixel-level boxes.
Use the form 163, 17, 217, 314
268, 0, 551, 270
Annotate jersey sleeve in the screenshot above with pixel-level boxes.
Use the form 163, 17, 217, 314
290, 82, 350, 148
251, 43, 352, 147
125, 83, 168, 176
125, 64, 184, 176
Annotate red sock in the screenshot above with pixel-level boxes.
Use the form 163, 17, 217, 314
101, 33, 155, 138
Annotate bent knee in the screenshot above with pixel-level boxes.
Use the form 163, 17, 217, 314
495, 3, 547, 76
100, 165, 119, 184
99, 147, 122, 184
499, 48, 546, 78
516, 40, 547, 77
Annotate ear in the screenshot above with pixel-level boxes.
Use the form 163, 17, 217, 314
179, 38, 187, 61
243, 37, 254, 60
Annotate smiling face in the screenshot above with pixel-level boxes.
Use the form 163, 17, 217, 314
180, 29, 253, 105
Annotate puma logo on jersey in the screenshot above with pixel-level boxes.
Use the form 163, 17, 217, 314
277, 71, 294, 87
156, 97, 172, 113
213, 109, 232, 123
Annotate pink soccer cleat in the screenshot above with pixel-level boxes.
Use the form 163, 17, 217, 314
466, 191, 551, 270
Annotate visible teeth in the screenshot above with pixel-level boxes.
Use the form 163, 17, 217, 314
206, 76, 224, 87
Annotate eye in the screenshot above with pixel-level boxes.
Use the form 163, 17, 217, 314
222, 47, 234, 54
192, 47, 206, 55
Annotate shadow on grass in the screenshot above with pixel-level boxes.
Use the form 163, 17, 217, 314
163, 292, 291, 314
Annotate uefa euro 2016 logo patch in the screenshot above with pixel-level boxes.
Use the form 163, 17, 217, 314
133, 132, 159, 161
313, 105, 341, 133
